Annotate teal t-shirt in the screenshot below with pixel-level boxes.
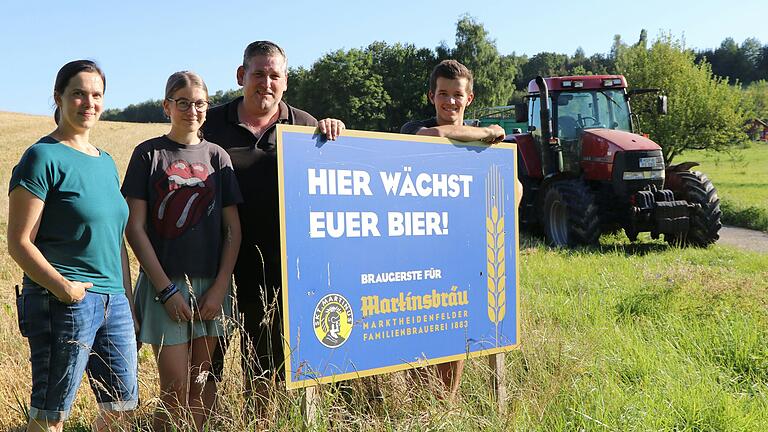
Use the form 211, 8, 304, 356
9, 137, 129, 294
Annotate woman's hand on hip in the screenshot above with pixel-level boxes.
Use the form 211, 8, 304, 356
58, 280, 92, 304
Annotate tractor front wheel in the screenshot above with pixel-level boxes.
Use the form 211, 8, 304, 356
541, 180, 600, 247
667, 171, 722, 247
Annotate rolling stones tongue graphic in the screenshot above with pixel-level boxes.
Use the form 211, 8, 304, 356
153, 160, 214, 239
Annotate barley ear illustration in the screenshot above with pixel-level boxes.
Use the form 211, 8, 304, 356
486, 165, 506, 345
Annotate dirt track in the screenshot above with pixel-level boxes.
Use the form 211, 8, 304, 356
717, 225, 768, 254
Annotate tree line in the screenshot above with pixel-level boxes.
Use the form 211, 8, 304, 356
696, 37, 768, 86
102, 88, 243, 123
102, 16, 766, 161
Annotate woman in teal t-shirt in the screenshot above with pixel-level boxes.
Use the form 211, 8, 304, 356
7, 60, 137, 431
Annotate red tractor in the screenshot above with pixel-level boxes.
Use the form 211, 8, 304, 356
508, 75, 721, 247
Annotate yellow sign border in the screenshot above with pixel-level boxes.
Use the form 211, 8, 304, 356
276, 124, 521, 390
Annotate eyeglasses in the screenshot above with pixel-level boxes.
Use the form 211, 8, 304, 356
166, 98, 209, 112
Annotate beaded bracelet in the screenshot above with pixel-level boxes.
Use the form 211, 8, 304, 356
161, 283, 179, 304
154, 282, 179, 304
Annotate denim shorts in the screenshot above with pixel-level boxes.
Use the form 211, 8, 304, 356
17, 284, 139, 422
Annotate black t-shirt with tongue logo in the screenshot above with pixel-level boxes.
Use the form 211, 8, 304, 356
121, 136, 242, 278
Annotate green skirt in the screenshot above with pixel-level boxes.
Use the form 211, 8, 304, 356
134, 272, 234, 346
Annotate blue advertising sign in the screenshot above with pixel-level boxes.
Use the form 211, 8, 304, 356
277, 125, 520, 389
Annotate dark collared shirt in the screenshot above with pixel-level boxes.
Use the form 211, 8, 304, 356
202, 97, 317, 299
400, 117, 439, 135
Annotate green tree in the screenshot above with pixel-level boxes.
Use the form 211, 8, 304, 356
758, 45, 768, 81
286, 42, 435, 132
743, 80, 768, 120
293, 48, 391, 131
449, 15, 519, 109
583, 53, 614, 75
616, 33, 749, 163
636, 29, 648, 49
284, 65, 310, 106
367, 41, 436, 131
610, 34, 627, 61
519, 52, 568, 86
572, 47, 587, 64
697, 37, 765, 85
210, 88, 242, 106
101, 99, 166, 123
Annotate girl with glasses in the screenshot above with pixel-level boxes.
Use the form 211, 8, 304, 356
122, 71, 242, 431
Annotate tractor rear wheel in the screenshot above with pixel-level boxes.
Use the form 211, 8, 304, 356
667, 171, 722, 247
541, 179, 600, 247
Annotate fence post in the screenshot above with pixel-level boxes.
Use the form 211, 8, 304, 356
488, 353, 507, 413
303, 385, 321, 425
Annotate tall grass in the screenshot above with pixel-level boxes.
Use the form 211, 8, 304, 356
1, 112, 766, 430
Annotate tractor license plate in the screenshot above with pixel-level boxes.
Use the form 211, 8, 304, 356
639, 156, 663, 169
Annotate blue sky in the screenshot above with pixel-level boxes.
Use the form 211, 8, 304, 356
1, 0, 766, 115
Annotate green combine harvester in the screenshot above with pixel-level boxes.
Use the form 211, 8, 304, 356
466, 106, 528, 134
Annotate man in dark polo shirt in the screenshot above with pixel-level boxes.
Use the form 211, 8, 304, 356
201, 40, 344, 398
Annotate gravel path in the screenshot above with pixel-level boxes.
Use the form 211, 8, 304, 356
717, 225, 768, 254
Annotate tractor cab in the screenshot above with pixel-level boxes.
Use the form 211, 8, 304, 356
518, 75, 659, 177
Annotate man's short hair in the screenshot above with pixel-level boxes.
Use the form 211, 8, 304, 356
429, 60, 474, 94
243, 40, 287, 71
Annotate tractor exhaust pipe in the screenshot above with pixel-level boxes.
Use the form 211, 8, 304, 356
535, 76, 563, 176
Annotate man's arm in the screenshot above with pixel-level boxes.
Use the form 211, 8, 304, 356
412, 123, 523, 207
416, 124, 506, 143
